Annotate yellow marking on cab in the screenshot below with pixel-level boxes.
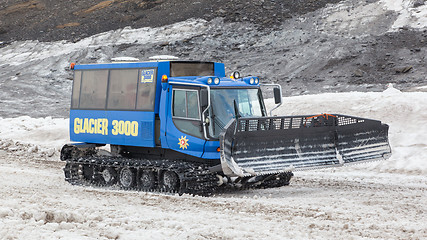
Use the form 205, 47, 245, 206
178, 136, 189, 150
74, 118, 108, 135
112, 120, 138, 137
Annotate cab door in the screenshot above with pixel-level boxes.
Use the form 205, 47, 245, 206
165, 86, 206, 158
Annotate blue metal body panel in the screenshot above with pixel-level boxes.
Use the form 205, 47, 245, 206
214, 63, 226, 77
74, 62, 224, 77
70, 110, 156, 147
159, 86, 169, 149
165, 76, 259, 88
69, 60, 256, 160
165, 122, 206, 158
202, 141, 221, 159
74, 62, 161, 70
161, 85, 206, 158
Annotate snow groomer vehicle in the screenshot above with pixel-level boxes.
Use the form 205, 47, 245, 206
61, 57, 392, 195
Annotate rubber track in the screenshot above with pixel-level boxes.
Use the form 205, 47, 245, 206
63, 156, 219, 196
63, 156, 294, 196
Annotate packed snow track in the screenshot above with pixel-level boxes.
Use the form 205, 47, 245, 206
0, 151, 425, 239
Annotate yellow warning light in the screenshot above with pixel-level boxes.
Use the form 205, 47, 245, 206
161, 75, 168, 83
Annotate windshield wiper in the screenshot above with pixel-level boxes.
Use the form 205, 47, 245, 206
212, 114, 226, 130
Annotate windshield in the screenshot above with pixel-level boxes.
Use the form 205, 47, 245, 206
209, 88, 264, 138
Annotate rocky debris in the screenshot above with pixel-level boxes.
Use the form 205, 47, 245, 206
395, 66, 413, 74
413, 0, 425, 8
0, 0, 343, 42
0, 139, 58, 159
353, 69, 365, 78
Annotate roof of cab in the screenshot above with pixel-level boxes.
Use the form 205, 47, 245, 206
74, 61, 166, 70
73, 60, 226, 78
168, 76, 260, 88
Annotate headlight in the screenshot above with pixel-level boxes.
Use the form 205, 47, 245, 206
214, 78, 220, 84
255, 78, 259, 84
207, 78, 213, 84
249, 78, 254, 84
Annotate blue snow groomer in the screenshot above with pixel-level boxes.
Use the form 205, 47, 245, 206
62, 59, 391, 195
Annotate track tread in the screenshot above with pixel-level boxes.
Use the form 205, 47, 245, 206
64, 155, 218, 196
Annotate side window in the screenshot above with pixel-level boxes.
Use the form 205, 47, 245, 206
172, 89, 203, 138
173, 89, 200, 119
79, 70, 109, 109
173, 90, 186, 118
107, 69, 138, 110
71, 71, 82, 108
186, 91, 199, 119
136, 68, 157, 111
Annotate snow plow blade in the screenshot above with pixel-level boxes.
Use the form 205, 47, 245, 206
219, 114, 391, 177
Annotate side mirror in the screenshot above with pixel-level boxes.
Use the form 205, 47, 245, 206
200, 88, 209, 108
232, 71, 241, 79
273, 87, 282, 104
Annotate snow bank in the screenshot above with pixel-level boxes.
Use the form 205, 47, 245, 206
0, 117, 68, 158
266, 85, 427, 175
0, 87, 426, 173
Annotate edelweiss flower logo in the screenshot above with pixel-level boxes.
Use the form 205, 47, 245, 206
178, 136, 189, 150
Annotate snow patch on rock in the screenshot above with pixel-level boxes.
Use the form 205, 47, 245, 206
0, 19, 207, 68
381, 0, 427, 29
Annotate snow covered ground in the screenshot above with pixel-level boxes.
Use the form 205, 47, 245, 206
0, 87, 426, 239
